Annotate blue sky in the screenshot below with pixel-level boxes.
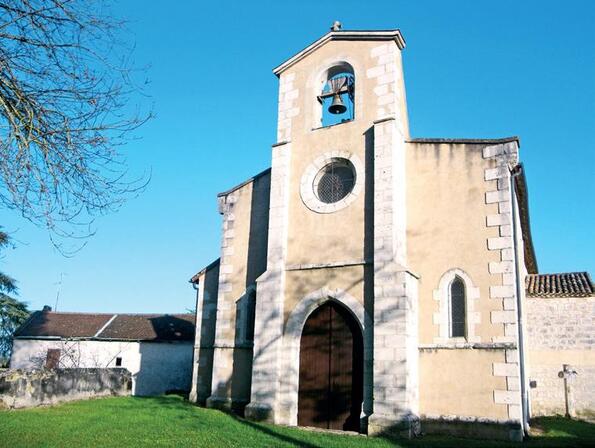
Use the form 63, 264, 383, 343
2, 1, 594, 314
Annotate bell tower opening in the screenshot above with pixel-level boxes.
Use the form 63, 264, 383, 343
317, 63, 355, 128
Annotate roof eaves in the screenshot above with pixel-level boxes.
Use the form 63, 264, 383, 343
13, 335, 63, 340
217, 167, 271, 198
13, 310, 41, 338
407, 136, 520, 147
273, 29, 405, 76
526, 292, 594, 298
92, 337, 193, 343
513, 164, 538, 274
189, 258, 220, 284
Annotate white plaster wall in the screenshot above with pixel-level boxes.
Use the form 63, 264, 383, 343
10, 339, 193, 396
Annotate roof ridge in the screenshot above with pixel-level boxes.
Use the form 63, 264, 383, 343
41, 311, 193, 317
41, 311, 116, 316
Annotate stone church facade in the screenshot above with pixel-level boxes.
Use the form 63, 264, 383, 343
189, 26, 593, 440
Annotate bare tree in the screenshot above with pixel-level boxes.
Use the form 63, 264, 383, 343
28, 340, 82, 369
0, 0, 151, 250
28, 339, 130, 369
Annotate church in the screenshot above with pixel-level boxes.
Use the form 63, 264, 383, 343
188, 24, 594, 441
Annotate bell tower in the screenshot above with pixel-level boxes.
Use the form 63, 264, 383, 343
245, 24, 420, 436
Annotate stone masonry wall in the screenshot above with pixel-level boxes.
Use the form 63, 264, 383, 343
0, 368, 131, 409
526, 297, 594, 351
245, 141, 292, 423
526, 296, 595, 417
482, 142, 523, 423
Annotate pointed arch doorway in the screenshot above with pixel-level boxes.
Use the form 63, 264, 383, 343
297, 301, 363, 432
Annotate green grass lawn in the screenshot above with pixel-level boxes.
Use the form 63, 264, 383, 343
0, 396, 594, 447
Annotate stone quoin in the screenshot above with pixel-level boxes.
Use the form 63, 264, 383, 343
188, 24, 594, 441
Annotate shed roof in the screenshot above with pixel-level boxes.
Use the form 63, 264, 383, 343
15, 311, 195, 342
189, 258, 220, 284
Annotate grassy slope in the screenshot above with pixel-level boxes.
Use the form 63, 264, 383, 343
0, 396, 594, 448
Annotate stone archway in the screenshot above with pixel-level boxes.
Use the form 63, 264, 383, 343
277, 287, 372, 430
297, 301, 363, 431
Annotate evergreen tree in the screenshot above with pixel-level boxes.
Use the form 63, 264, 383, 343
0, 229, 29, 366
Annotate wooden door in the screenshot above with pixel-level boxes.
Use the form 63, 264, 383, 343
298, 302, 363, 432
45, 348, 61, 369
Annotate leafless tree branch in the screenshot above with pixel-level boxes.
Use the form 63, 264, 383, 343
0, 0, 152, 253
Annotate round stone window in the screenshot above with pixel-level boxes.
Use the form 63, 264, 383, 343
314, 159, 356, 204
300, 151, 363, 214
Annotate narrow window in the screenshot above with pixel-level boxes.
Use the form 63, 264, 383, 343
246, 291, 256, 342
318, 64, 355, 127
115, 357, 122, 367
450, 277, 466, 338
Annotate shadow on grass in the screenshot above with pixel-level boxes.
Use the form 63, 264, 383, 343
229, 412, 326, 448
527, 416, 595, 447
120, 398, 595, 448
223, 406, 595, 448
134, 396, 323, 447
106, 395, 207, 424
373, 417, 595, 448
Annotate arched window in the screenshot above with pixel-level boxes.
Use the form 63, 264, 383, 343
317, 63, 355, 127
449, 277, 466, 338
434, 269, 480, 344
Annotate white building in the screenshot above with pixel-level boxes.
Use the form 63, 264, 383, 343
10, 308, 195, 396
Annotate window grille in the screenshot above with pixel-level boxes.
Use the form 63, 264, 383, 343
450, 277, 466, 338
315, 161, 355, 204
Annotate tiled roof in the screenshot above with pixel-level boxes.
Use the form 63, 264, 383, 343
15, 311, 195, 342
14, 312, 114, 338
98, 314, 195, 342
526, 272, 594, 298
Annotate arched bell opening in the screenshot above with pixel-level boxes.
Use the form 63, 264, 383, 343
297, 300, 364, 432
317, 62, 355, 127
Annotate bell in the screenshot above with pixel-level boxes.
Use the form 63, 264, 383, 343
328, 93, 347, 114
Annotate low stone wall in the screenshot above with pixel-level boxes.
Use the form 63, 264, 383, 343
0, 368, 132, 409
526, 296, 595, 419
528, 364, 595, 418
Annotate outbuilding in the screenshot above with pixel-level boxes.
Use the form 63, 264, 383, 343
10, 308, 195, 396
